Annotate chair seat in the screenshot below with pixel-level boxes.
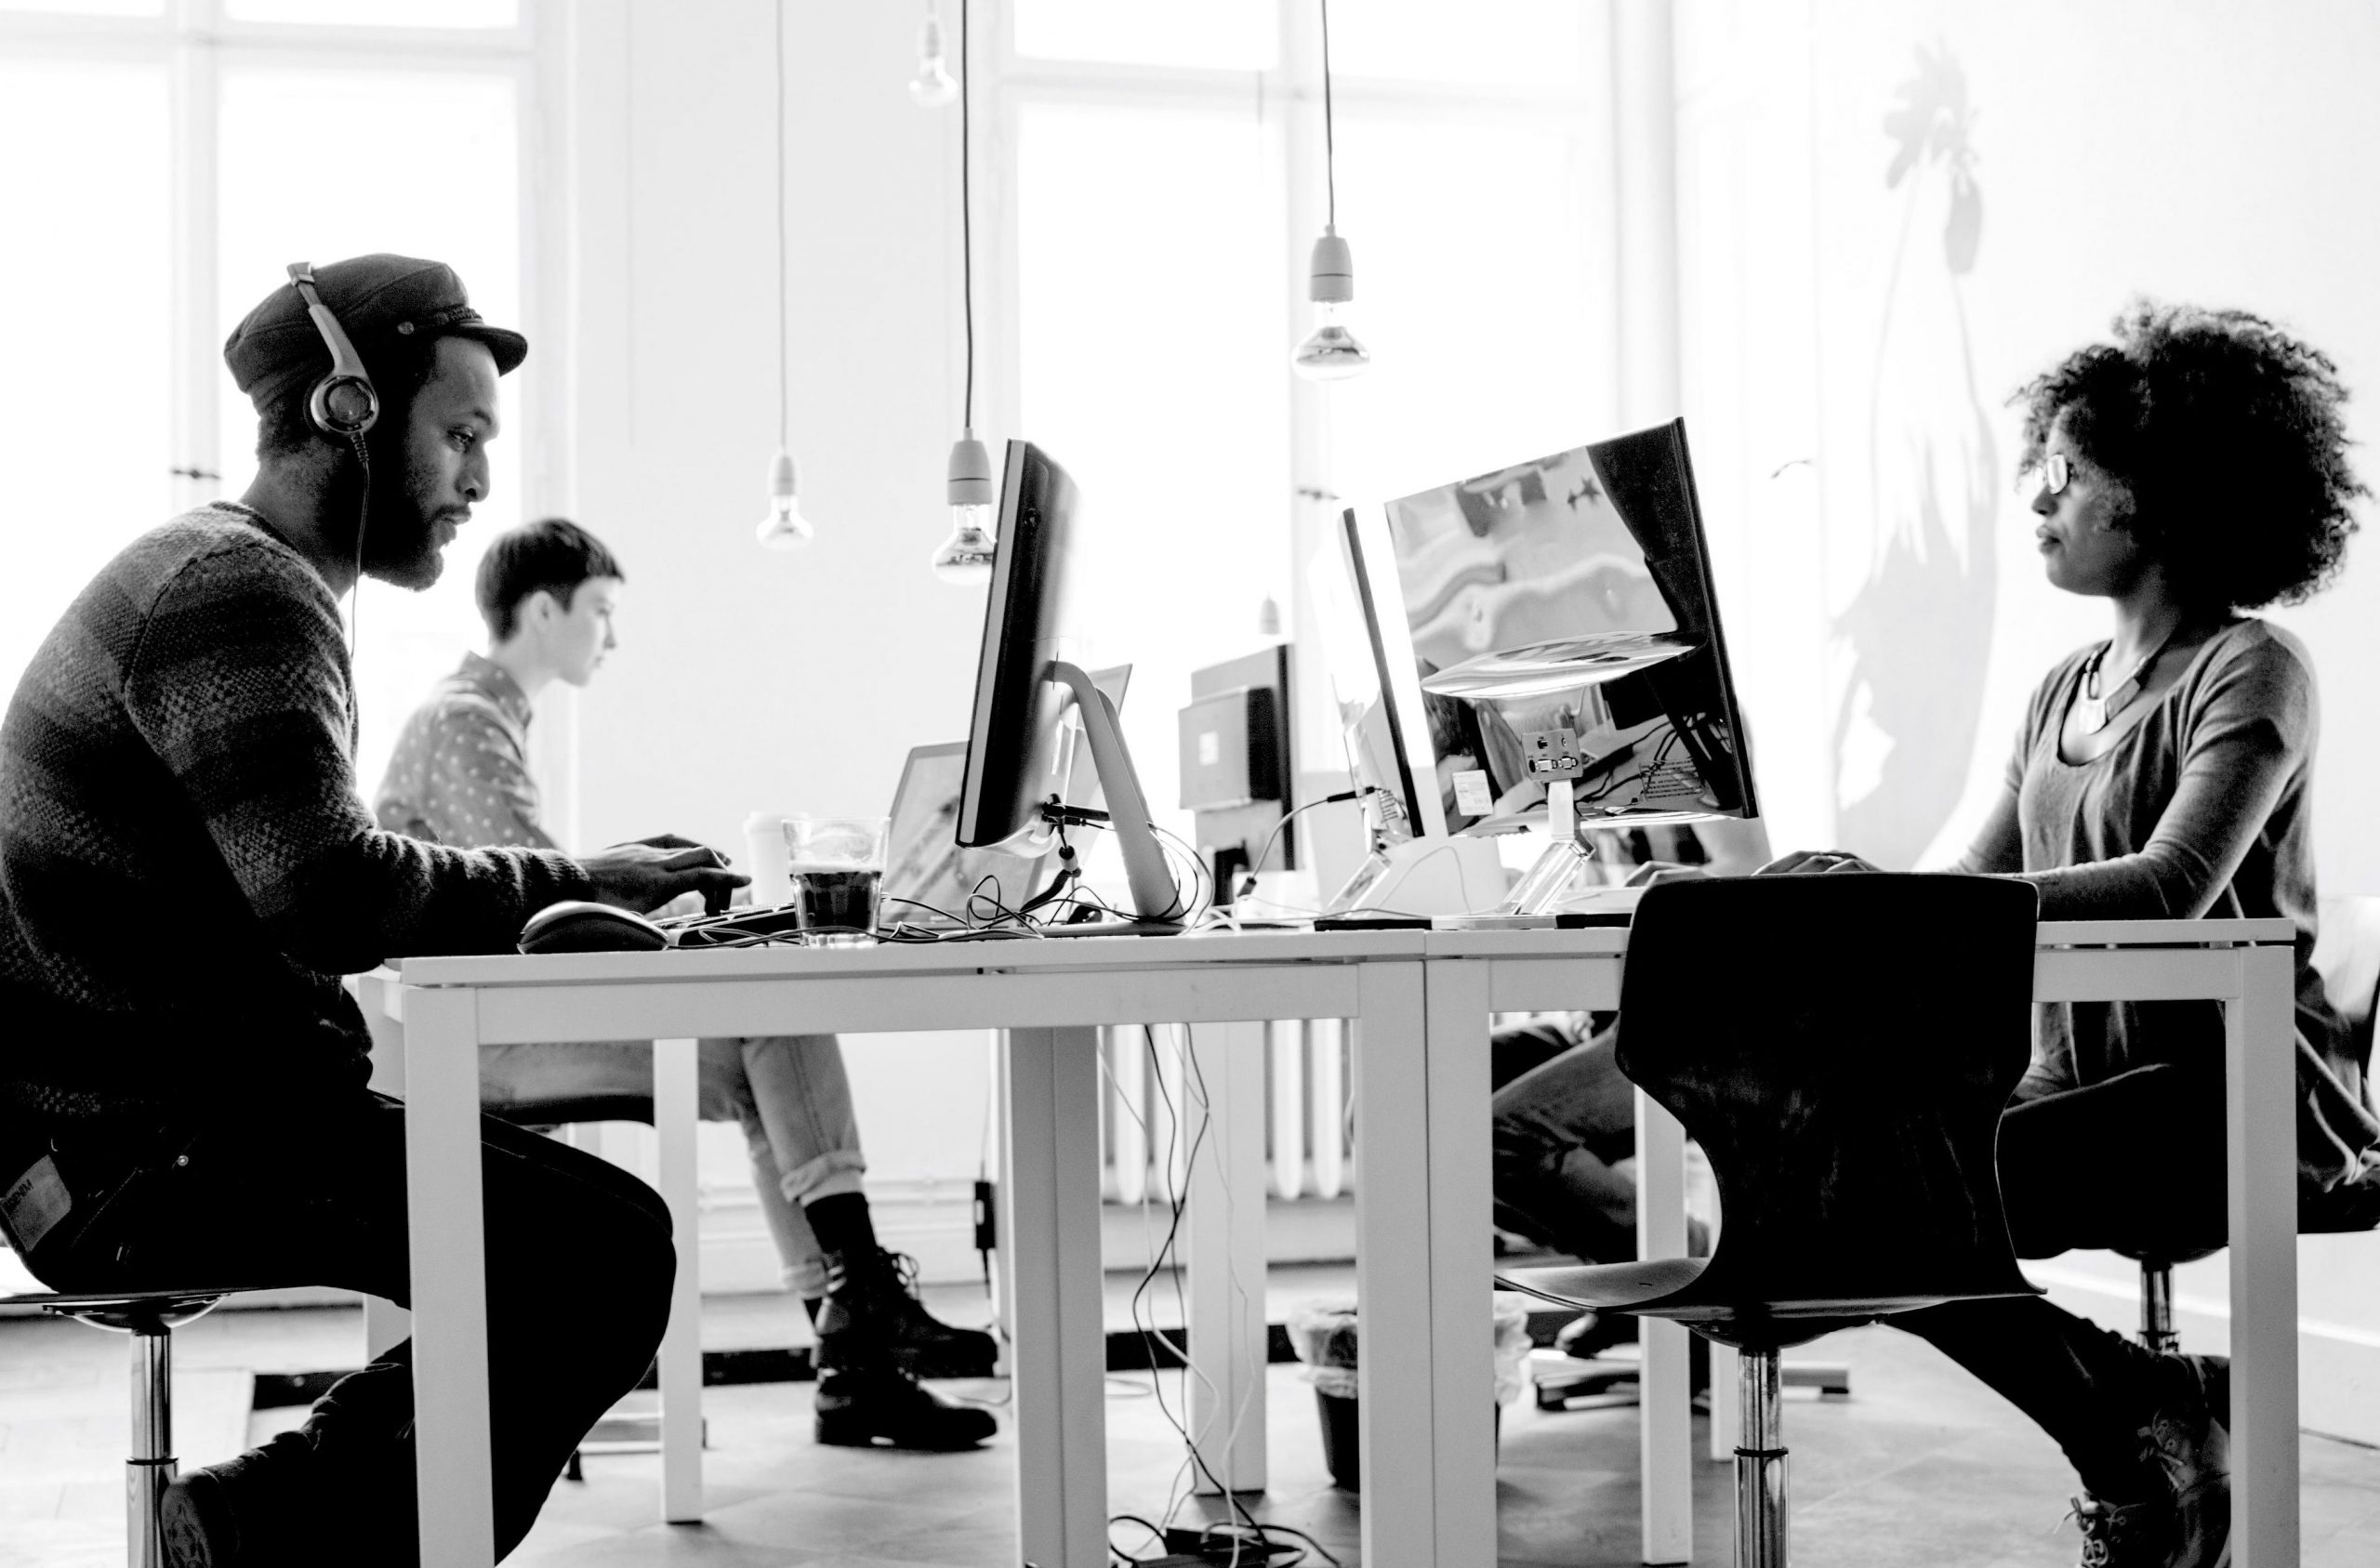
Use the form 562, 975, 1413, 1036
1498, 1258, 2038, 1352
2, 1285, 253, 1333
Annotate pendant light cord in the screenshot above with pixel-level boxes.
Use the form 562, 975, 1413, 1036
1319, 0, 1336, 230
960, 0, 975, 432
775, 0, 788, 450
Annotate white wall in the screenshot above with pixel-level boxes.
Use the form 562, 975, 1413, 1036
1677, 0, 2380, 1443
557, 0, 995, 1255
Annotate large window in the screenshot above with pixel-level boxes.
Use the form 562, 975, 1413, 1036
0, 0, 540, 791
997, 1, 1617, 836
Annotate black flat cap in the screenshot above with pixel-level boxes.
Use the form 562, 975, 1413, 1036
223, 253, 528, 413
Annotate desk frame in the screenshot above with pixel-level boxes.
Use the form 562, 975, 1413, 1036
1421, 918, 2301, 1568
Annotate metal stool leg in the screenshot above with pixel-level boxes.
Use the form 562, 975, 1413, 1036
1734, 1347, 1786, 1568
2140, 1262, 2179, 1353
128, 1320, 175, 1568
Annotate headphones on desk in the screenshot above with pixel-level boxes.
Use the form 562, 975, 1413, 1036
286, 262, 379, 438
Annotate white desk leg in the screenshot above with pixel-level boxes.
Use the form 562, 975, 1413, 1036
1635, 1087, 1692, 1565
403, 985, 496, 1568
1003, 1027, 1107, 1568
1422, 958, 1499, 1568
1353, 963, 1436, 1568
653, 1036, 704, 1523
1186, 1021, 1269, 1496
363, 1296, 410, 1362
2228, 945, 2299, 1568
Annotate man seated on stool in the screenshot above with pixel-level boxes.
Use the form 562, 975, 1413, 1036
0, 254, 743, 1568
374, 517, 995, 1450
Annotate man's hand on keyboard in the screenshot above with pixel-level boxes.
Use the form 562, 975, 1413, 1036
581, 835, 749, 915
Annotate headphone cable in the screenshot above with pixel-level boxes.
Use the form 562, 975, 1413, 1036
345, 432, 370, 665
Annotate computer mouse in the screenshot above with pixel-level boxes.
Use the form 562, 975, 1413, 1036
519, 900, 671, 955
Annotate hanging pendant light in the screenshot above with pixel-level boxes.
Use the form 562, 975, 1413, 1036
1292, 0, 1368, 381
756, 447, 812, 548
909, 5, 959, 107
757, 0, 816, 549
930, 432, 997, 584
930, 0, 997, 585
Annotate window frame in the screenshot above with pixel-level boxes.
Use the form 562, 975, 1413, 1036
0, 0, 552, 517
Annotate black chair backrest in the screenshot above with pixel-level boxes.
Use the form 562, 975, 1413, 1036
1615, 874, 2040, 1313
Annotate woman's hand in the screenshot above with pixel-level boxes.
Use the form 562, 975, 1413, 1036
1756, 849, 1884, 876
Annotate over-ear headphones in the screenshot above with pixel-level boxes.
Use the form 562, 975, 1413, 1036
286, 261, 378, 438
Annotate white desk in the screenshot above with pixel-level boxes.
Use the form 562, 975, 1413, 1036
1421, 917, 2303, 1568
381, 916, 2302, 1568
384, 930, 1432, 1568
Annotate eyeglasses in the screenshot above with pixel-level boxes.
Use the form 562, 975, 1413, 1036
2039, 452, 2071, 496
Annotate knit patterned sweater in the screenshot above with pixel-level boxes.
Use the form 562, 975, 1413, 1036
0, 505, 595, 1120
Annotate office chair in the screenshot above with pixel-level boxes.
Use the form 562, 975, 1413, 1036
2124, 894, 2380, 1351
0, 1276, 257, 1568
1501, 874, 2043, 1568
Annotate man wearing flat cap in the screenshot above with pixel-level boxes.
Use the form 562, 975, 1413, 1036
0, 255, 741, 1566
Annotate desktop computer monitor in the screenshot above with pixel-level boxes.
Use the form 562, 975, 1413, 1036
955, 440, 1183, 931
1389, 417, 1758, 830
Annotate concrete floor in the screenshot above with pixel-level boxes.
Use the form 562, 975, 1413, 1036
5, 1284, 2379, 1568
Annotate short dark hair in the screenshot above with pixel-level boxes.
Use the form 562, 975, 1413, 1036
2013, 300, 2366, 611
252, 333, 443, 463
475, 519, 626, 642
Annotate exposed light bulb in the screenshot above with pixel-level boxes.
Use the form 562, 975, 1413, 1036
930, 434, 997, 585
908, 15, 959, 108
1291, 229, 1369, 381
755, 447, 813, 549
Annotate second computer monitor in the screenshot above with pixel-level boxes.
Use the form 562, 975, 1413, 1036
1381, 417, 1758, 830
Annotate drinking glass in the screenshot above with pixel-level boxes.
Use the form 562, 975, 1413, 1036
784, 816, 889, 947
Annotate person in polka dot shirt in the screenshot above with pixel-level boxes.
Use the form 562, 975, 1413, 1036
374, 520, 997, 1451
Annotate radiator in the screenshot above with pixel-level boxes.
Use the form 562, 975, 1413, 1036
1098, 1021, 1354, 1206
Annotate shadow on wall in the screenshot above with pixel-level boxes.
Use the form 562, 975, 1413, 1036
1831, 43, 1999, 870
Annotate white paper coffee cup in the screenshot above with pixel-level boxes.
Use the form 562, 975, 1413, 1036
742, 811, 795, 906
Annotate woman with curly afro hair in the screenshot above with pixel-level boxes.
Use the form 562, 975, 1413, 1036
1773, 301, 2378, 1566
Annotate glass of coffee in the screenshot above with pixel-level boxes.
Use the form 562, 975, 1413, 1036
784, 816, 889, 947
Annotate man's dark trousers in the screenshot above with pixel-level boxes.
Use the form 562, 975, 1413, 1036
14, 1087, 674, 1564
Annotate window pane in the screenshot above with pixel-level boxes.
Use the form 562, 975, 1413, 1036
0, 59, 170, 694
1017, 102, 1289, 850
223, 0, 518, 27
1015, 0, 1275, 71
1329, 0, 1586, 86
218, 65, 521, 790
1326, 114, 1616, 502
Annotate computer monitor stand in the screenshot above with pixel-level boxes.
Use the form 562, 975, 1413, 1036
1501, 778, 1600, 916
1039, 659, 1184, 936
1319, 833, 1506, 921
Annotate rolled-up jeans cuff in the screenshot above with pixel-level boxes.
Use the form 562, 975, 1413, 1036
780, 1150, 867, 1206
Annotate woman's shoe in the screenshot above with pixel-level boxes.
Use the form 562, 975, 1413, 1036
2140, 1352, 2230, 1568
2067, 1494, 2175, 1567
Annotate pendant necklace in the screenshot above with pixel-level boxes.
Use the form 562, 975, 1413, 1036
2076, 627, 2176, 735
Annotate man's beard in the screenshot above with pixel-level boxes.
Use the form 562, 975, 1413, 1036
353, 441, 452, 591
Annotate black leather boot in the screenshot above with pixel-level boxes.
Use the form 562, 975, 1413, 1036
817, 1246, 998, 1378
813, 1248, 998, 1450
